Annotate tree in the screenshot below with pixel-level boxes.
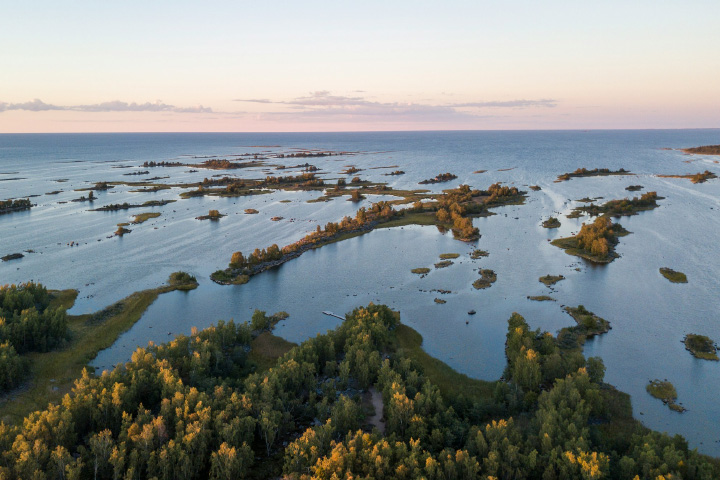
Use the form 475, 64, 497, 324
251, 310, 270, 331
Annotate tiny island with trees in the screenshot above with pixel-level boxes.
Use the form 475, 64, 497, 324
555, 167, 632, 182
0, 198, 32, 215
551, 216, 629, 263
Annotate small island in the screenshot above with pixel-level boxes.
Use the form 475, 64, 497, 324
551, 216, 629, 263
555, 167, 632, 182
0, 198, 32, 215
131, 212, 161, 224
542, 216, 561, 228
657, 170, 717, 184
473, 269, 497, 289
470, 249, 489, 259
91, 199, 175, 211
196, 209, 226, 221
244, 208, 259, 214
683, 334, 718, 361
659, 267, 687, 283
1, 253, 24, 262
646, 379, 685, 412
539, 275, 565, 286
527, 295, 555, 301
682, 144, 720, 155
439, 253, 460, 259
419, 172, 458, 184
625, 185, 643, 191
571, 191, 662, 217
411, 267, 430, 275
434, 260, 453, 268
114, 225, 131, 236
167, 271, 199, 290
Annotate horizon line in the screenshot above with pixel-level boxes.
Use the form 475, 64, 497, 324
1, 127, 719, 135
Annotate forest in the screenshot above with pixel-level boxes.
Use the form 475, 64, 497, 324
0, 283, 69, 391
0, 301, 716, 479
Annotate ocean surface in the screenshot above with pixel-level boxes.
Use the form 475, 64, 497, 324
1, 130, 719, 455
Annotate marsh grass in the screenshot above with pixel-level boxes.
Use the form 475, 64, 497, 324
660, 268, 688, 283
393, 324, 495, 403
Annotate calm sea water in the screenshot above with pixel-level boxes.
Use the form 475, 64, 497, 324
1, 130, 719, 455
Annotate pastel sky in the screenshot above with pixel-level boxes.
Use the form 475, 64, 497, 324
2, 1, 719, 132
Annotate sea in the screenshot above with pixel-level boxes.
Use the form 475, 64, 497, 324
1, 130, 719, 455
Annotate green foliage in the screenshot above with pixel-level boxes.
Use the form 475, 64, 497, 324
0, 303, 716, 479
0, 342, 28, 391
0, 283, 68, 356
251, 309, 271, 331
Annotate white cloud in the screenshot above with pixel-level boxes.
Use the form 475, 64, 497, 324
0, 99, 212, 113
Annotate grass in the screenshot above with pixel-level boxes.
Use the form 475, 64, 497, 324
0, 279, 198, 423
393, 324, 496, 403
439, 253, 460, 259
211, 270, 250, 285
539, 275, 565, 286
131, 211, 161, 224
683, 334, 718, 361
248, 332, 297, 372
659, 267, 688, 283
646, 380, 685, 412
527, 295, 555, 301
411, 267, 431, 274
376, 211, 438, 229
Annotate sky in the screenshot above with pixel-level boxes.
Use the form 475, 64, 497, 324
1, 1, 719, 132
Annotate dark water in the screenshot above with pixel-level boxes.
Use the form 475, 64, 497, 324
1, 130, 719, 455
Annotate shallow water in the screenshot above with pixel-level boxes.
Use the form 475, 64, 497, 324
1, 130, 719, 455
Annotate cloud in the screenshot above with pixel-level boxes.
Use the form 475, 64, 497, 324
0, 99, 64, 112
235, 91, 556, 113
451, 99, 557, 108
0, 99, 212, 113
